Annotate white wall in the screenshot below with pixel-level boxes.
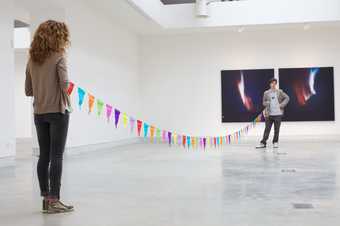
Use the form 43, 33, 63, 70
15, 49, 32, 138
64, 2, 141, 148
27, 2, 141, 149
0, 1, 16, 158
140, 27, 340, 138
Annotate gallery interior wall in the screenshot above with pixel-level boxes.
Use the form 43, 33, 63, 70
23, 1, 141, 151
140, 27, 340, 138
0, 1, 16, 158
15, 50, 32, 139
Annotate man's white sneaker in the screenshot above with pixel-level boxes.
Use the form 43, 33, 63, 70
256, 143, 266, 149
273, 143, 279, 148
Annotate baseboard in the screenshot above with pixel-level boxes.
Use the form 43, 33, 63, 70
33, 137, 142, 157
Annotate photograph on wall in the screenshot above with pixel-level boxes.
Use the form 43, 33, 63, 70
221, 69, 275, 122
279, 67, 335, 121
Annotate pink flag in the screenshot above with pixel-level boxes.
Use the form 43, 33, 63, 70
106, 104, 113, 122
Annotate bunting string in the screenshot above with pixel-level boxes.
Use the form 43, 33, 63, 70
69, 82, 264, 150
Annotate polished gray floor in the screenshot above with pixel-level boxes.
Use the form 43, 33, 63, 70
1, 140, 340, 226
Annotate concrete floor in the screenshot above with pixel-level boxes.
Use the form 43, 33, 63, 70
1, 140, 340, 226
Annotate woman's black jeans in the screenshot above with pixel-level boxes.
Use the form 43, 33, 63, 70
34, 112, 69, 199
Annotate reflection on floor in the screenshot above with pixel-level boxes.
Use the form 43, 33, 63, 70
1, 140, 340, 226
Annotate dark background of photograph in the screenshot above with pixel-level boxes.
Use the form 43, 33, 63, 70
279, 67, 335, 121
221, 69, 274, 122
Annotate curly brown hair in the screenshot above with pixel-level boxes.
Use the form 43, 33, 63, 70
29, 20, 70, 64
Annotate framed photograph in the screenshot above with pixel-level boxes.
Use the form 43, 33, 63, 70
221, 69, 274, 122
279, 67, 335, 121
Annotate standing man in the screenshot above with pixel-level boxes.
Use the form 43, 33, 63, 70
257, 78, 290, 149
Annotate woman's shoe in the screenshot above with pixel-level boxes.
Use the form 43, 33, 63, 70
58, 200, 74, 211
42, 199, 48, 213
46, 200, 74, 214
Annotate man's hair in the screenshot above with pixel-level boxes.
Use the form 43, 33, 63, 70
269, 78, 278, 85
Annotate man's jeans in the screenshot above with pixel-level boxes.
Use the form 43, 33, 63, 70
260, 115, 282, 145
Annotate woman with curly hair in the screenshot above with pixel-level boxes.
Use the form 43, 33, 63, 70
25, 20, 74, 214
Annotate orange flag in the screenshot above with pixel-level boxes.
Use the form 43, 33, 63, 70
150, 126, 155, 142
88, 94, 95, 113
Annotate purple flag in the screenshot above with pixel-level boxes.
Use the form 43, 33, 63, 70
114, 109, 121, 128
168, 132, 172, 145
106, 104, 113, 122
162, 131, 167, 143
177, 135, 182, 146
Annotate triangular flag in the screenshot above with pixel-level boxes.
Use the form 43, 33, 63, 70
173, 133, 177, 145
187, 136, 191, 149
150, 126, 155, 142
182, 136, 186, 148
203, 137, 207, 149
88, 94, 95, 114
77, 87, 86, 108
168, 132, 172, 145
156, 128, 161, 143
177, 135, 182, 146
192, 136, 195, 149
97, 99, 104, 117
122, 113, 128, 128
143, 123, 149, 138
137, 120, 142, 136
213, 137, 217, 147
130, 117, 135, 133
67, 81, 75, 96
114, 109, 121, 128
162, 130, 167, 143
106, 104, 113, 122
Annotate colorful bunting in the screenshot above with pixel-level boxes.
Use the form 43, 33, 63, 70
173, 133, 177, 145
162, 131, 167, 143
150, 126, 155, 142
70, 82, 262, 151
106, 104, 113, 122
156, 128, 161, 143
114, 109, 120, 128
97, 99, 104, 117
177, 135, 182, 146
168, 132, 172, 145
88, 94, 95, 113
123, 113, 128, 128
130, 117, 135, 133
143, 123, 149, 138
67, 82, 75, 96
77, 87, 86, 108
137, 120, 142, 136
191, 137, 195, 149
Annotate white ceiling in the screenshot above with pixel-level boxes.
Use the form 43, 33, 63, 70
14, 0, 340, 36
82, 0, 162, 35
